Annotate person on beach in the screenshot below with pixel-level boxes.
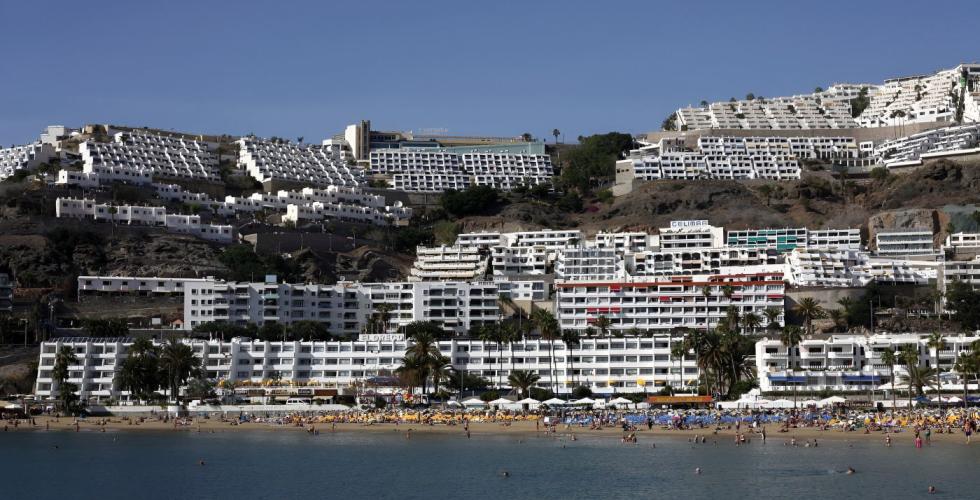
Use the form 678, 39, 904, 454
915, 436, 923, 449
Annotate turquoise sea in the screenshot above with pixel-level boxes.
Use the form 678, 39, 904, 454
3, 429, 979, 499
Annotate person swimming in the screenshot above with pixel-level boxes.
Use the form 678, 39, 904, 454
695, 468, 702, 475
846, 467, 855, 475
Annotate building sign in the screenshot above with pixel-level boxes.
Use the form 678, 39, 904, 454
670, 220, 709, 228
358, 334, 406, 342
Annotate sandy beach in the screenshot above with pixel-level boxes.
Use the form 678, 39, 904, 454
5, 416, 978, 446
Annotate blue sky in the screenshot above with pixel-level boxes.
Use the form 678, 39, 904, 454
1, 0, 978, 145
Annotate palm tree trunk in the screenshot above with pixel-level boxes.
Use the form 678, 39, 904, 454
891, 366, 896, 415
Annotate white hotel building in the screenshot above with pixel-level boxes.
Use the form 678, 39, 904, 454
756, 333, 980, 394
77, 276, 499, 337
555, 269, 786, 335
35, 336, 699, 402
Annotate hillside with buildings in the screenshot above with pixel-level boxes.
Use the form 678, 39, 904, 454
6, 61, 980, 405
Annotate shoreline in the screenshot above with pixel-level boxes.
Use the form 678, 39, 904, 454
5, 418, 978, 445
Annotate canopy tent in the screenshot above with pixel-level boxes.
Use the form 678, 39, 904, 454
446, 400, 463, 407
515, 398, 540, 405
607, 397, 634, 405
488, 398, 514, 407
461, 398, 487, 406
571, 397, 597, 405
818, 396, 847, 407
766, 399, 795, 409
801, 399, 819, 407
541, 398, 569, 406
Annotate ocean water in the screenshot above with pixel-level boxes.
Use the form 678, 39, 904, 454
3, 429, 980, 499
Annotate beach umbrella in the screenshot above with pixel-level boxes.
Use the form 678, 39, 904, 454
801, 399, 819, 407
446, 400, 464, 407
515, 398, 540, 405
571, 397, 597, 406
461, 398, 486, 406
489, 398, 513, 405
608, 397, 633, 406
542, 398, 567, 405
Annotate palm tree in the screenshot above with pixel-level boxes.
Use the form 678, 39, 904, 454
533, 309, 561, 395
881, 347, 898, 413
763, 307, 782, 333
477, 324, 500, 389
428, 355, 453, 398
395, 355, 426, 396
700, 284, 712, 324
780, 326, 804, 407
52, 345, 78, 411
375, 303, 393, 333
552, 129, 560, 144
742, 312, 762, 336
116, 338, 161, 404
508, 370, 541, 397
901, 366, 937, 400
926, 332, 947, 396
594, 315, 612, 338
562, 330, 580, 391
900, 344, 920, 411
827, 309, 847, 333
794, 297, 825, 336
670, 334, 689, 393
953, 352, 978, 409
159, 337, 200, 403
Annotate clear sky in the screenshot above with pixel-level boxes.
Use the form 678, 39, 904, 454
1, 0, 979, 145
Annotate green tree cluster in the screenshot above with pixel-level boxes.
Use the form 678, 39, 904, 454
559, 132, 634, 194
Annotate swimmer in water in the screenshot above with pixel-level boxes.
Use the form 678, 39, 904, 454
501, 471, 510, 478
695, 468, 702, 475
199, 460, 206, 466
928, 486, 936, 494
846, 467, 855, 475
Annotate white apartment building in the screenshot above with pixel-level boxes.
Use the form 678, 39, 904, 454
77, 276, 212, 296
491, 246, 549, 276
555, 247, 623, 281
81, 131, 218, 182
54, 167, 410, 227
875, 124, 980, 167
78, 276, 498, 337
756, 333, 980, 394
495, 278, 550, 302
35, 335, 700, 402
555, 269, 786, 335
785, 247, 871, 287
0, 142, 56, 180
455, 232, 504, 249
370, 149, 553, 192
237, 137, 364, 187
658, 221, 725, 249
727, 227, 861, 252
626, 248, 781, 278
594, 232, 657, 254
409, 245, 489, 281
56, 198, 233, 243
391, 172, 471, 193
874, 228, 937, 258
675, 87, 860, 131
941, 256, 980, 294
944, 232, 980, 251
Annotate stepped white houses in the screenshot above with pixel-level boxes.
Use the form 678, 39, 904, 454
80, 131, 219, 182
0, 142, 57, 180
